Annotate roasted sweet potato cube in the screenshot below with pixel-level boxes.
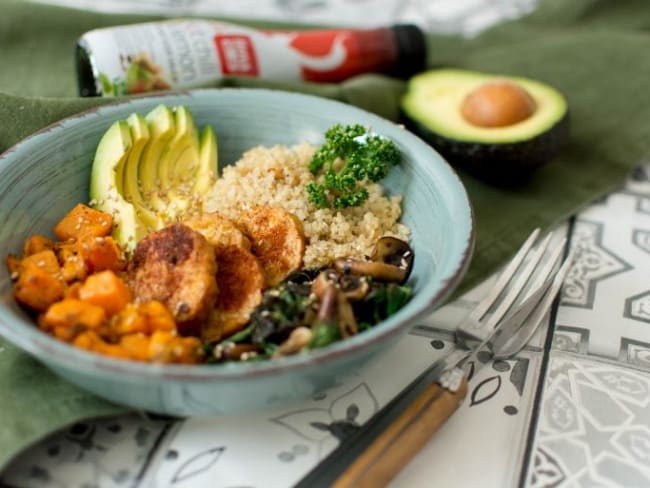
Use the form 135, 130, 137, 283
78, 235, 125, 273
56, 242, 88, 283
14, 267, 66, 312
78, 270, 132, 317
64, 281, 83, 300
73, 330, 131, 359
20, 249, 60, 274
149, 330, 203, 364
139, 300, 176, 332
112, 301, 175, 336
23, 235, 54, 257
54, 204, 113, 241
72, 330, 104, 351
112, 304, 147, 335
119, 333, 151, 361
97, 342, 132, 360
5, 255, 21, 278
14, 250, 65, 312
148, 330, 175, 360
40, 298, 107, 333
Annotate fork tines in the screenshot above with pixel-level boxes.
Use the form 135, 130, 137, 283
455, 227, 570, 349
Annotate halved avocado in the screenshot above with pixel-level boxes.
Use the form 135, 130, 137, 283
401, 69, 569, 183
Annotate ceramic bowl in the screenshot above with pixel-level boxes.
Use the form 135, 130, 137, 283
0, 89, 474, 416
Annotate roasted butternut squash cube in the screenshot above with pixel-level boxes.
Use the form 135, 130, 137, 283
72, 330, 104, 351
23, 235, 54, 256
78, 235, 125, 273
112, 304, 145, 335
112, 301, 175, 336
119, 333, 152, 361
41, 299, 107, 333
78, 270, 132, 316
64, 281, 83, 299
5, 255, 21, 278
14, 250, 65, 312
149, 330, 203, 364
139, 300, 176, 332
56, 242, 88, 283
73, 330, 131, 359
54, 203, 112, 241
20, 249, 60, 274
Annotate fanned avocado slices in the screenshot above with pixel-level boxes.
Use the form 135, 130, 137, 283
89, 105, 218, 250
401, 69, 569, 184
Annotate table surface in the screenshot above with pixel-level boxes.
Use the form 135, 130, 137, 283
4, 1, 650, 487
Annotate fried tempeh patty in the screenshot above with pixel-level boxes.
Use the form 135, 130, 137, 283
237, 205, 305, 287
183, 212, 251, 251
129, 224, 218, 336
201, 244, 265, 343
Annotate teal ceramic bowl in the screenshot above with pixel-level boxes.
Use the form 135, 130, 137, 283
0, 89, 473, 416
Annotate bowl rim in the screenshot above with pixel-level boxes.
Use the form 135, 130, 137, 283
0, 88, 475, 381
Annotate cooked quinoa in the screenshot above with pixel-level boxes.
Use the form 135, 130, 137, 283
202, 143, 410, 268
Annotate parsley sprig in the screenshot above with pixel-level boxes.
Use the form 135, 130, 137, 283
306, 124, 400, 209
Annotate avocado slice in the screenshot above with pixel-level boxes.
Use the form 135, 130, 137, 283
122, 113, 164, 237
139, 105, 176, 212
89, 120, 141, 247
156, 106, 201, 218
401, 69, 569, 183
193, 125, 218, 198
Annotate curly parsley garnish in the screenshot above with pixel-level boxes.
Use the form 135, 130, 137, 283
306, 124, 400, 209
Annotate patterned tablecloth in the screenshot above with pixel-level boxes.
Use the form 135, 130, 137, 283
4, 1, 650, 487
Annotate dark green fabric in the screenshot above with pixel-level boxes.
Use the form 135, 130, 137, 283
2, 0, 650, 470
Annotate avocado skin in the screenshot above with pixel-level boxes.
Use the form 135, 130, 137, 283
402, 111, 569, 185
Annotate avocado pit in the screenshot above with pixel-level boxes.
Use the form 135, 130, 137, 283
400, 68, 570, 185
461, 80, 537, 128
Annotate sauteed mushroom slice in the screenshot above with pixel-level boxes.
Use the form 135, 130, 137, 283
314, 282, 358, 339
315, 281, 338, 324
338, 273, 370, 301
336, 291, 358, 338
312, 268, 370, 301
333, 236, 413, 284
273, 326, 313, 357
333, 258, 407, 284
370, 236, 414, 283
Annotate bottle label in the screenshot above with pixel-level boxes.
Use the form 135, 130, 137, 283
80, 20, 394, 96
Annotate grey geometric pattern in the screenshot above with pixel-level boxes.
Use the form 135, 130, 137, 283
636, 197, 650, 216
553, 326, 590, 354
624, 290, 650, 324
529, 355, 650, 487
562, 220, 632, 308
632, 228, 650, 254
619, 339, 650, 369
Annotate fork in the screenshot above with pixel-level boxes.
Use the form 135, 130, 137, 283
295, 227, 574, 488
455, 228, 571, 354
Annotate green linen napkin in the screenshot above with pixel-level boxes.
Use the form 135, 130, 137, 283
2, 0, 650, 470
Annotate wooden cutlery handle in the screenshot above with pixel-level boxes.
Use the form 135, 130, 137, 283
332, 375, 468, 488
